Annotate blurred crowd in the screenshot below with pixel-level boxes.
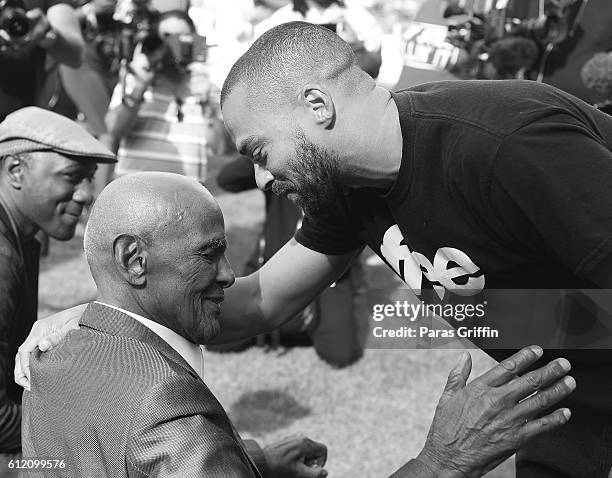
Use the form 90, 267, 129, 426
0, 0, 399, 193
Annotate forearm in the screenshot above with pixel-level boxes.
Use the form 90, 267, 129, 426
45, 25, 83, 67
105, 101, 142, 140
210, 272, 272, 344
46, 5, 84, 67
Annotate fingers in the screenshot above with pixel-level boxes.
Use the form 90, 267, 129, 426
502, 358, 572, 403
443, 351, 472, 394
41, 315, 80, 351
38, 332, 60, 352
303, 438, 327, 467
13, 353, 30, 391
296, 463, 328, 478
510, 375, 576, 421
476, 345, 543, 387
519, 407, 572, 442
16, 342, 33, 385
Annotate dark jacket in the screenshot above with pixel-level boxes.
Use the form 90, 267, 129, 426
0, 202, 39, 453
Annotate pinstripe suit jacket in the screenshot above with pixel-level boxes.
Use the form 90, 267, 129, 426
21, 302, 263, 478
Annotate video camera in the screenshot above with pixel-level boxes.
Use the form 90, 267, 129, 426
444, 0, 581, 80
0, 0, 29, 41
141, 31, 208, 67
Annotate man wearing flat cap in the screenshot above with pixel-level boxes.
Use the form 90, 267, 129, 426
0, 106, 115, 462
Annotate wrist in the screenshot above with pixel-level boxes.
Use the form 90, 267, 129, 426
416, 446, 467, 478
122, 93, 143, 108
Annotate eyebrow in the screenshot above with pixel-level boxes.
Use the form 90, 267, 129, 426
238, 136, 266, 158
198, 238, 227, 254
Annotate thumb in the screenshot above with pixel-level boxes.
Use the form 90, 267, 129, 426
443, 351, 472, 394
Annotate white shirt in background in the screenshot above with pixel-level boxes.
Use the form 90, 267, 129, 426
254, 0, 384, 52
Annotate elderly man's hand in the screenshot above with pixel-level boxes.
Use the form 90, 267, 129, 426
263, 435, 327, 478
14, 303, 85, 391
416, 346, 575, 477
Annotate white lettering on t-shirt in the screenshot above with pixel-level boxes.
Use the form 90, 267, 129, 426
380, 225, 485, 299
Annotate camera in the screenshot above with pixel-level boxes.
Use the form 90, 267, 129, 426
165, 33, 207, 66
140, 32, 207, 67
443, 0, 579, 80
0, 0, 29, 40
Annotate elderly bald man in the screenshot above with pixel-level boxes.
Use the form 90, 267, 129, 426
20, 172, 327, 478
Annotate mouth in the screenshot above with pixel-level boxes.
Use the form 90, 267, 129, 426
206, 295, 225, 304
64, 207, 83, 220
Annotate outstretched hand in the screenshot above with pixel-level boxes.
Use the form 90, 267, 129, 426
264, 435, 328, 478
14, 303, 85, 390
417, 346, 575, 478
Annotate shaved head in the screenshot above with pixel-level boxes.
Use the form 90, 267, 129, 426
84, 172, 234, 342
84, 172, 217, 281
221, 21, 371, 110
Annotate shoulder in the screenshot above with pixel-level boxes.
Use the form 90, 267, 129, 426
396, 80, 585, 138
30, 326, 192, 396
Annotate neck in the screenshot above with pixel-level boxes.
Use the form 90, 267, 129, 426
97, 290, 175, 331
0, 187, 39, 239
339, 86, 403, 190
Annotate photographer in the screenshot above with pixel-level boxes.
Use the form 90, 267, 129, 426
97, 9, 226, 194
0, 0, 84, 120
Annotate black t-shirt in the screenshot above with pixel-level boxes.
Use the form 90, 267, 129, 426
295, 79, 612, 413
0, 0, 66, 120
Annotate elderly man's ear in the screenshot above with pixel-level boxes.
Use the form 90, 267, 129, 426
113, 235, 148, 286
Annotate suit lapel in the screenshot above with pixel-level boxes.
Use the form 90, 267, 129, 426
79, 302, 200, 381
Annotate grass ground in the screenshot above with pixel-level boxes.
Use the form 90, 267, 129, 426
37, 153, 515, 477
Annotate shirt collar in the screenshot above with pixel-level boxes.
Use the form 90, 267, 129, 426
94, 301, 204, 380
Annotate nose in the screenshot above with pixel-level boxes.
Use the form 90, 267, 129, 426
254, 164, 274, 191
73, 179, 94, 206
217, 254, 236, 289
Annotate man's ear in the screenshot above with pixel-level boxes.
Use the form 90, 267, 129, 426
301, 85, 336, 129
113, 234, 148, 287
1, 154, 28, 189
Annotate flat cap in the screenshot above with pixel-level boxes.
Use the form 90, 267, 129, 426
0, 107, 116, 163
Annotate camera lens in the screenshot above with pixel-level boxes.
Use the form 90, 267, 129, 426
1, 8, 30, 38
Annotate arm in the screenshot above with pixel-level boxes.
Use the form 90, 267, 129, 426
40, 3, 84, 67
211, 238, 359, 344
104, 58, 153, 143
392, 346, 574, 478
127, 377, 256, 477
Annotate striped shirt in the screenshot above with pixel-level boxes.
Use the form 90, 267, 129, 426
112, 71, 215, 183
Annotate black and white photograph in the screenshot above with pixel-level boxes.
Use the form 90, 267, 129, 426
1, 0, 612, 476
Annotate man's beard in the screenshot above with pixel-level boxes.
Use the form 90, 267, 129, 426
271, 131, 342, 217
